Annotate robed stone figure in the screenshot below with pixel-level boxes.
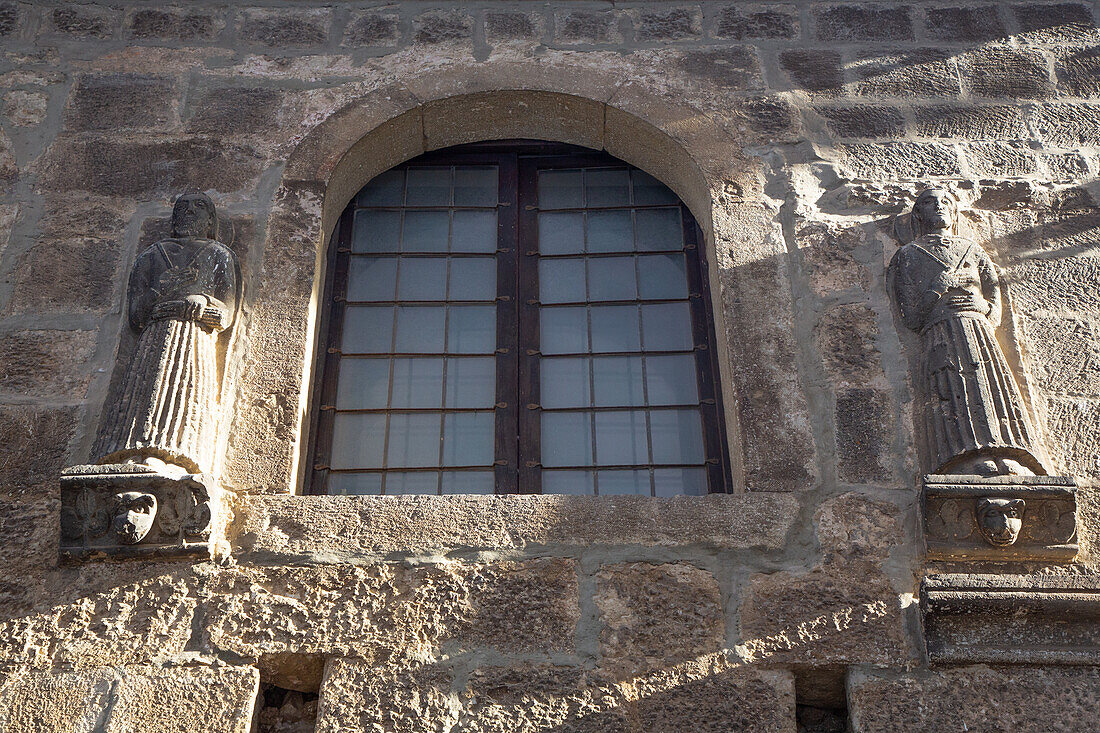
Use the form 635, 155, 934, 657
888, 188, 1047, 477
95, 192, 241, 475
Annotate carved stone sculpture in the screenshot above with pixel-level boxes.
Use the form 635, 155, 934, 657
888, 187, 1048, 477
93, 191, 241, 475
975, 497, 1024, 547
113, 491, 158, 544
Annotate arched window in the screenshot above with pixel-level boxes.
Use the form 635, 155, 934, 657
307, 142, 731, 496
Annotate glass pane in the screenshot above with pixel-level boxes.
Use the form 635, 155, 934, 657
395, 306, 445, 353
641, 303, 693, 351
406, 167, 450, 206
590, 305, 641, 352
586, 169, 630, 207
541, 307, 588, 355
336, 358, 391, 409
587, 257, 637, 301
654, 467, 707, 497
352, 210, 401, 252
541, 357, 591, 409
645, 354, 700, 405
592, 355, 645, 407
632, 170, 678, 205
402, 210, 449, 252
385, 471, 439, 495
452, 210, 497, 253
397, 257, 447, 301
330, 413, 386, 469
539, 259, 586, 304
444, 357, 495, 408
347, 257, 397, 302
538, 169, 583, 209
442, 470, 495, 494
342, 306, 394, 354
442, 412, 494, 466
635, 209, 683, 251
541, 412, 594, 467
449, 258, 496, 301
357, 169, 404, 206
595, 410, 648, 465
390, 358, 444, 408
586, 210, 633, 253
598, 469, 652, 496
649, 409, 705, 464
386, 413, 441, 467
638, 254, 688, 299
542, 469, 595, 495
453, 166, 497, 206
539, 212, 584, 255
447, 305, 496, 354
327, 472, 383, 495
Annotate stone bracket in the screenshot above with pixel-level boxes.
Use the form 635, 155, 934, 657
60, 464, 222, 561
921, 574, 1100, 665
922, 474, 1077, 561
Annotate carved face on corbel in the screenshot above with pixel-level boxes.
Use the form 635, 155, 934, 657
112, 491, 158, 544
976, 497, 1025, 547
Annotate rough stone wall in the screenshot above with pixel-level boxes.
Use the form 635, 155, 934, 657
1, 1, 1100, 731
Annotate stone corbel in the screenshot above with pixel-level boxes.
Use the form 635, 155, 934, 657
922, 475, 1078, 562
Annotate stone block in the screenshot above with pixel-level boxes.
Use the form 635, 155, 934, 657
1035, 103, 1100, 145
595, 562, 724, 675
555, 10, 620, 44
186, 86, 285, 135
634, 666, 796, 733
0, 498, 56, 611
836, 388, 895, 485
1045, 396, 1100, 479
850, 665, 1100, 732
0, 329, 96, 399
0, 3, 18, 37
49, 5, 113, 38
816, 303, 883, 387
1055, 46, 1100, 97
1013, 3, 1098, 45
738, 95, 800, 140
715, 6, 798, 40
4, 90, 47, 126
108, 665, 258, 733
485, 11, 541, 42
0, 667, 116, 732
635, 7, 701, 41
316, 657, 456, 733
1042, 151, 1090, 182
126, 8, 223, 41
779, 50, 843, 94
0, 405, 76, 498
7, 236, 123, 315
343, 11, 400, 47
814, 492, 900, 563
1021, 314, 1100, 395
797, 221, 871, 296
812, 4, 913, 42
413, 10, 472, 44
837, 142, 961, 180
459, 664, 629, 732
738, 561, 910, 666
1008, 256, 1100, 318
0, 126, 16, 193
676, 47, 763, 91
964, 142, 1038, 177
816, 105, 904, 138
913, 105, 1025, 139
959, 48, 1055, 99
237, 8, 330, 48
851, 49, 959, 98
65, 73, 177, 132
923, 5, 1008, 42
37, 135, 264, 197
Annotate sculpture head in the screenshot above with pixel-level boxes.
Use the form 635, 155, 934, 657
112, 491, 158, 544
171, 192, 218, 240
911, 187, 959, 237
976, 497, 1025, 547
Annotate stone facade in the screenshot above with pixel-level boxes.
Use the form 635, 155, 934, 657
2, 1, 1100, 730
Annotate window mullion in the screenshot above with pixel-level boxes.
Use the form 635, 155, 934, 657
516, 157, 542, 494
494, 153, 521, 494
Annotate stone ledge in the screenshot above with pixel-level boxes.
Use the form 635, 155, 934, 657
921, 574, 1100, 665
229, 493, 800, 559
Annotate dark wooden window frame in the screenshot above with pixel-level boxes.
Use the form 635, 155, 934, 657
305, 140, 733, 495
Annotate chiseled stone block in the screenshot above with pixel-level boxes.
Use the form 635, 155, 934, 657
920, 573, 1100, 665
922, 475, 1078, 562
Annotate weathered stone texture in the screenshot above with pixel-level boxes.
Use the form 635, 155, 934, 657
1021, 315, 1100, 395
238, 8, 330, 48
965, 142, 1039, 177
816, 303, 883, 387
851, 50, 959, 98
798, 222, 872, 296
65, 73, 178, 133
343, 11, 401, 47
126, 8, 222, 41
634, 7, 701, 41
913, 105, 1025, 140
816, 105, 904, 139
49, 5, 113, 38
1034, 103, 1100, 146
849, 667, 1100, 732
838, 142, 962, 180
4, 89, 48, 126
413, 10, 472, 44
959, 48, 1056, 99
1013, 3, 1098, 45
715, 6, 798, 40
634, 667, 796, 733
186, 86, 285, 135
814, 492, 900, 563
835, 388, 896, 485
555, 10, 619, 44
485, 11, 541, 43
813, 5, 912, 42
676, 47, 763, 91
0, 3, 18, 37
779, 50, 844, 94
0, 329, 96, 399
0, 405, 76, 498
923, 5, 1008, 43
595, 563, 723, 675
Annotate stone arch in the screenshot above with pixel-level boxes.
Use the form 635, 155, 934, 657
223, 70, 812, 496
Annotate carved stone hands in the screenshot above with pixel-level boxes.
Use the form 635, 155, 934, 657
152, 295, 229, 330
